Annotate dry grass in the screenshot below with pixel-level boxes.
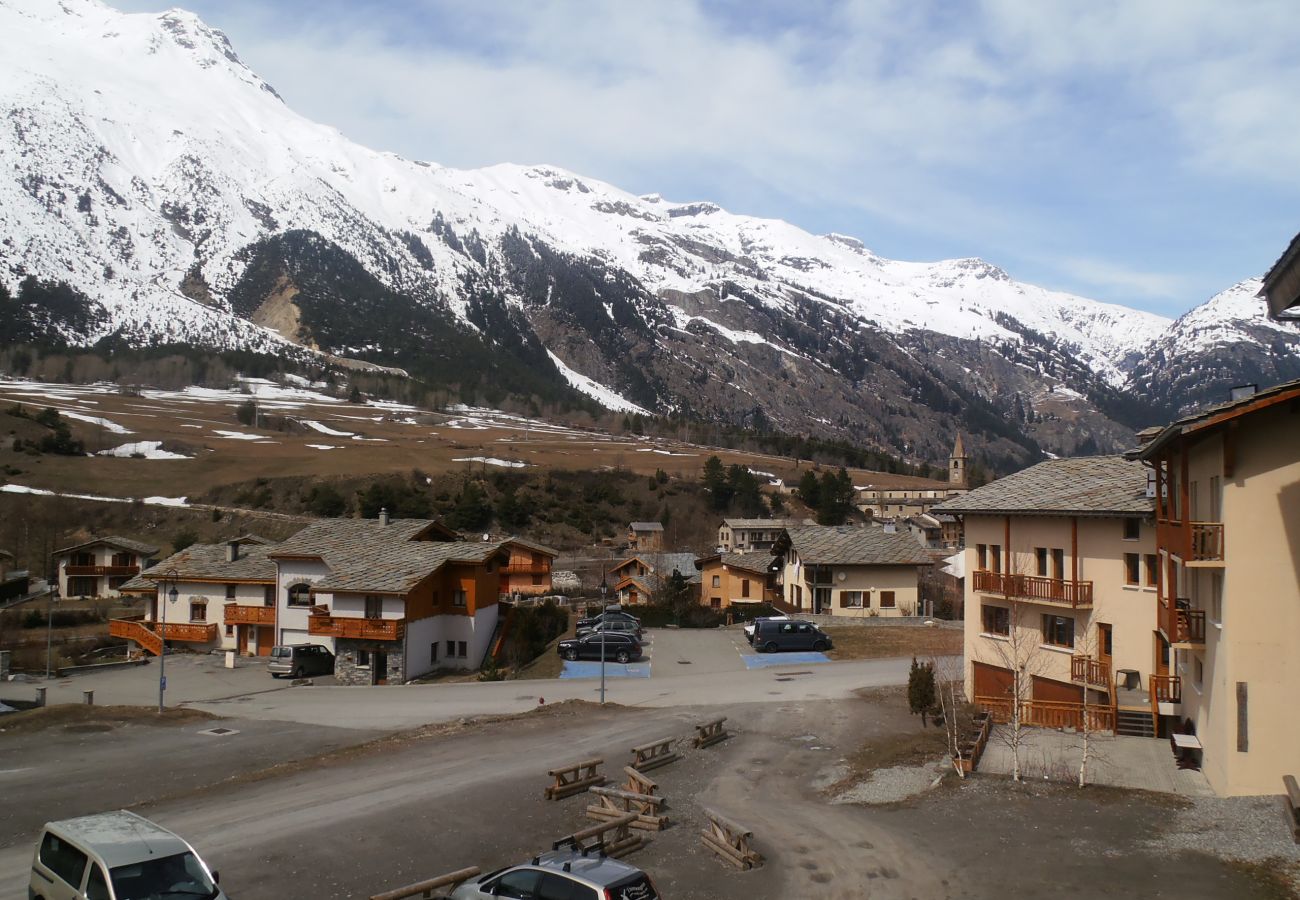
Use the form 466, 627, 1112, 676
822, 625, 963, 661
511, 621, 578, 681
0, 704, 216, 735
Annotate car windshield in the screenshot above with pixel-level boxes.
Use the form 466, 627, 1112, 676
110, 851, 217, 900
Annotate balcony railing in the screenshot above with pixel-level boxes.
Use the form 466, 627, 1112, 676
308, 614, 405, 641
109, 617, 217, 653
1071, 655, 1111, 689
109, 617, 161, 656
1189, 522, 1224, 562
975, 696, 1115, 733
66, 565, 139, 578
502, 563, 551, 576
224, 604, 276, 626
973, 570, 1094, 608
1175, 608, 1206, 645
1150, 674, 1182, 705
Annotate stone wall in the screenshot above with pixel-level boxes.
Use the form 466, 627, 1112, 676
333, 639, 406, 686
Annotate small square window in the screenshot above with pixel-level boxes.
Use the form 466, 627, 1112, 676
982, 604, 1009, 636
1144, 554, 1159, 587
1124, 553, 1140, 585
357, 649, 370, 667
446, 640, 455, 657
453, 590, 467, 607
1123, 518, 1141, 541
879, 591, 896, 609
224, 625, 234, 637
457, 641, 468, 658
225, 584, 236, 601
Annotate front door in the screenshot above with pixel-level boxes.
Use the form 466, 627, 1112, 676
813, 587, 831, 615
1154, 632, 1170, 677
1098, 623, 1113, 672
256, 626, 274, 656
238, 626, 249, 656
372, 652, 388, 686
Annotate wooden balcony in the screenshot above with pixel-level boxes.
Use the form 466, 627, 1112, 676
109, 617, 161, 656
224, 604, 276, 626
1189, 522, 1224, 562
109, 617, 217, 653
1150, 674, 1182, 705
1070, 655, 1110, 689
973, 570, 1093, 608
1175, 608, 1206, 646
308, 614, 405, 641
66, 565, 140, 578
975, 696, 1115, 733
502, 563, 551, 576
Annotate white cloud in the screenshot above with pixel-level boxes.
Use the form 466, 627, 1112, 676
1057, 258, 1191, 300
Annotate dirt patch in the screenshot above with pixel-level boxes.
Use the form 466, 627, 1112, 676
0, 704, 216, 735
1226, 859, 1300, 900
823, 624, 963, 660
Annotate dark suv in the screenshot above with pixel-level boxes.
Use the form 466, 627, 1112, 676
752, 619, 832, 653
450, 849, 659, 900
575, 610, 641, 631
557, 632, 643, 664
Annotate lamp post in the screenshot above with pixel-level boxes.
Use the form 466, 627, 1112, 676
158, 568, 178, 714
599, 569, 608, 705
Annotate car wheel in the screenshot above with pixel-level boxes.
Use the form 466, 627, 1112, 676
292, 667, 303, 679
813, 640, 828, 652
564, 649, 578, 660
763, 641, 777, 653
616, 650, 631, 664
270, 672, 280, 679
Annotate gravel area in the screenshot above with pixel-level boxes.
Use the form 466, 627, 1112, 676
1149, 795, 1300, 860
833, 760, 945, 804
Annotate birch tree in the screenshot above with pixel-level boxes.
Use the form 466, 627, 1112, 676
982, 594, 1051, 783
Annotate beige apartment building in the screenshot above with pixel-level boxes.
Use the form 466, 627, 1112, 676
1138, 377, 1300, 796
772, 526, 930, 617
935, 457, 1163, 734
694, 552, 773, 609
716, 518, 801, 553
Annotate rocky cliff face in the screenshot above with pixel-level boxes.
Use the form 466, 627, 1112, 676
2, 0, 1297, 469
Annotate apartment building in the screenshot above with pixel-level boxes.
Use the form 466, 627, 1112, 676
935, 457, 1160, 732
694, 553, 773, 609
716, 518, 800, 553
1137, 377, 1300, 795
54, 536, 158, 599
772, 525, 930, 617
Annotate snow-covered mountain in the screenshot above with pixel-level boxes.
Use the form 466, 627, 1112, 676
2, 0, 1297, 468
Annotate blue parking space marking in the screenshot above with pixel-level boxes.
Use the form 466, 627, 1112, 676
559, 660, 652, 679
741, 651, 831, 669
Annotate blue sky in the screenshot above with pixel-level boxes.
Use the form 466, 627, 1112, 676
114, 0, 1300, 317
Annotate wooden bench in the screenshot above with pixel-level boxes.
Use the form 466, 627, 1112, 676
544, 757, 606, 800
587, 786, 668, 831
700, 807, 762, 870
554, 811, 642, 859
630, 737, 679, 772
369, 866, 481, 900
692, 717, 729, 748
1284, 775, 1300, 844
621, 766, 658, 796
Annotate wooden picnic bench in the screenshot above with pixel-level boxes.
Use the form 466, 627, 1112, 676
544, 757, 606, 800
700, 807, 762, 870
630, 737, 679, 772
1284, 774, 1300, 844
692, 717, 729, 748
554, 811, 643, 859
369, 866, 481, 900
621, 766, 658, 796
587, 786, 668, 831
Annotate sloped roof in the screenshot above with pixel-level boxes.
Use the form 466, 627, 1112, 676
1136, 377, 1300, 461
1261, 231, 1300, 318
502, 536, 560, 558
120, 540, 281, 591
721, 518, 800, 530
54, 535, 159, 557
269, 518, 452, 558
654, 552, 698, 576
629, 521, 664, 532
696, 552, 772, 575
778, 526, 931, 566
312, 541, 502, 594
933, 456, 1151, 517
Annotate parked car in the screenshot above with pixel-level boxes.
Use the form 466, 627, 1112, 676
267, 643, 335, 678
30, 810, 226, 900
576, 618, 643, 640
744, 615, 790, 644
753, 619, 832, 653
575, 610, 640, 631
450, 849, 659, 900
558, 632, 643, 664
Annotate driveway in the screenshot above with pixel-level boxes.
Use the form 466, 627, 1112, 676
647, 626, 747, 676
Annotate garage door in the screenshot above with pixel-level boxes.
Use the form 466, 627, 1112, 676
972, 662, 1014, 698
1031, 676, 1083, 704
279, 628, 309, 646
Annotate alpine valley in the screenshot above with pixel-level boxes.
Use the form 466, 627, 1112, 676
3, 0, 1298, 471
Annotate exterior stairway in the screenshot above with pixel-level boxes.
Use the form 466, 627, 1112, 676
1116, 708, 1156, 738
109, 616, 162, 656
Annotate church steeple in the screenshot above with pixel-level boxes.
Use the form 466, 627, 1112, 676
949, 433, 968, 486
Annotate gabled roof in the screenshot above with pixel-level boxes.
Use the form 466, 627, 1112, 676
1136, 377, 1300, 461
312, 541, 503, 594
611, 556, 651, 576
501, 536, 559, 558
54, 535, 159, 557
721, 518, 800, 530
933, 456, 1151, 517
695, 552, 772, 575
269, 518, 455, 559
629, 521, 664, 532
776, 526, 931, 566
1260, 231, 1300, 319
120, 540, 282, 592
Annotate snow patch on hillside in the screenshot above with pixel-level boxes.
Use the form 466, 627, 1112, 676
545, 350, 649, 414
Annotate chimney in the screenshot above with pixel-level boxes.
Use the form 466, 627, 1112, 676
379, 507, 390, 527
226, 540, 240, 562
1229, 384, 1257, 402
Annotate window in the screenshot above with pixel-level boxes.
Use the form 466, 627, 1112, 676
1123, 518, 1140, 541
1034, 547, 1048, 577
430, 643, 438, 663
539, 872, 599, 900
357, 649, 370, 667
39, 832, 88, 888
86, 864, 111, 900
879, 591, 896, 609
740, 578, 750, 598
1124, 553, 1140, 585
189, 600, 206, 622
712, 575, 721, 588
1042, 614, 1075, 648
493, 870, 542, 899
225, 584, 236, 601
111, 551, 133, 567
364, 595, 383, 619
990, 545, 1002, 573
981, 604, 1009, 636
453, 590, 467, 607
224, 625, 234, 638
287, 583, 312, 607
446, 640, 455, 658
841, 590, 864, 608
976, 544, 987, 570
1144, 554, 1159, 588
263, 584, 275, 607
710, 597, 721, 609
457, 641, 468, 658
1049, 549, 1064, 580
71, 551, 95, 567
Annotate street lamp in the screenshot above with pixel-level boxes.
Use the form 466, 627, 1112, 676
158, 568, 179, 714
599, 569, 608, 705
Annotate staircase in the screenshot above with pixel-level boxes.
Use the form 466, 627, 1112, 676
109, 617, 162, 657
1116, 708, 1156, 738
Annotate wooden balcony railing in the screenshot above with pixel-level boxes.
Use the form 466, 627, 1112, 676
1176, 609, 1206, 645
973, 570, 1093, 608
66, 565, 140, 578
224, 604, 276, 626
109, 618, 217, 653
1150, 674, 1182, 705
1189, 522, 1224, 561
975, 696, 1115, 733
1071, 655, 1110, 688
109, 616, 161, 656
502, 563, 551, 576
308, 614, 405, 641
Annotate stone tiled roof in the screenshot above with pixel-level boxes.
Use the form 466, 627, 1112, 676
933, 456, 1152, 517
54, 535, 159, 557
721, 518, 801, 530
502, 536, 560, 558
716, 552, 772, 575
269, 518, 445, 558
120, 541, 281, 592
312, 541, 502, 594
1136, 377, 1300, 460
779, 526, 931, 566
654, 552, 698, 576
629, 521, 664, 532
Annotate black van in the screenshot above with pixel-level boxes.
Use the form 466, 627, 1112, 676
752, 619, 832, 653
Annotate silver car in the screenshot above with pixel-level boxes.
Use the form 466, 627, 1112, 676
267, 643, 335, 678
450, 850, 659, 900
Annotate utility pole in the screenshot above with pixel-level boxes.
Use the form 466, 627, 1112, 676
599, 569, 608, 705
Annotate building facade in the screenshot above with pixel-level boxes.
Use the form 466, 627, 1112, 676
54, 537, 158, 599
716, 519, 800, 553
694, 553, 773, 609
498, 538, 558, 598
772, 526, 930, 618
627, 521, 664, 553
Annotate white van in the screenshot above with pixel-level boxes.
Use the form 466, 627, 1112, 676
29, 810, 225, 900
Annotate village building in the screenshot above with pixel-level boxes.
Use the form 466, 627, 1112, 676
627, 521, 664, 553
497, 538, 558, 599
935, 457, 1161, 735
1136, 377, 1300, 796
716, 518, 802, 553
54, 536, 158, 599
693, 553, 774, 609
854, 436, 970, 530
0, 549, 28, 602
609, 552, 698, 605
771, 525, 931, 617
